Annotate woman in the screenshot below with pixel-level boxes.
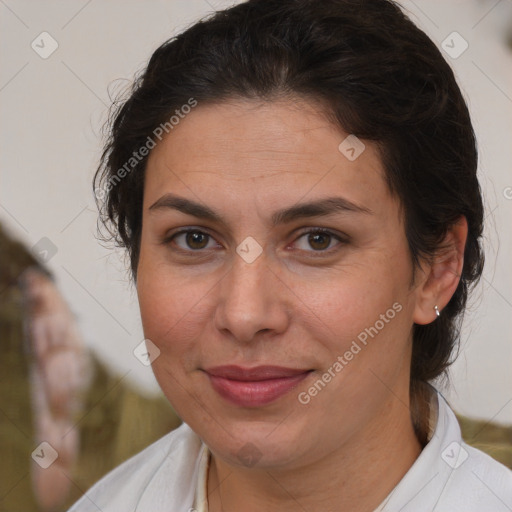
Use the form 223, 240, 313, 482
69, 0, 512, 510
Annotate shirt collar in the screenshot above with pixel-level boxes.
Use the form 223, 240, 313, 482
193, 443, 210, 512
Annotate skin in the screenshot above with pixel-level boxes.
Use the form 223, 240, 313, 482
136, 98, 467, 511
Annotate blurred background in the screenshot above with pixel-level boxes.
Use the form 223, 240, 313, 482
1, 0, 511, 510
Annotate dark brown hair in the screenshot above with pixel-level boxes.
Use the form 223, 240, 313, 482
94, 0, 484, 439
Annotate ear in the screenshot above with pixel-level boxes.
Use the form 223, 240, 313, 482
413, 216, 468, 325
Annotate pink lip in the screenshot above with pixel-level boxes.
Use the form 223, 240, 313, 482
204, 365, 312, 407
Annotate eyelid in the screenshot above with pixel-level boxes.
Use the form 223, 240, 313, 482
162, 227, 222, 250
294, 226, 349, 240
291, 227, 348, 254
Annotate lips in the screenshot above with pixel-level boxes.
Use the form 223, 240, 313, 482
204, 365, 312, 407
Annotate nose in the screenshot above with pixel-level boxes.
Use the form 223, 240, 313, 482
213, 250, 289, 344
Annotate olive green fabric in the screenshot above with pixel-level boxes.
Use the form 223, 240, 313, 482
457, 414, 512, 469
64, 357, 182, 508
1, 224, 40, 512
0, 277, 39, 512
1, 342, 181, 512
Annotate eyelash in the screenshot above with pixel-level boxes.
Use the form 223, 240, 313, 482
163, 227, 347, 257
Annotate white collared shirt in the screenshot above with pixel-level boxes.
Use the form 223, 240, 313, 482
68, 391, 512, 512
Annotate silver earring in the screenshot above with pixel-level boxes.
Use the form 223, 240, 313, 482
434, 305, 440, 317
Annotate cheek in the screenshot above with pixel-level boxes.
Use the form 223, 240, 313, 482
286, 259, 412, 390
136, 271, 202, 409
294, 277, 411, 416
289, 263, 403, 336
136, 255, 218, 363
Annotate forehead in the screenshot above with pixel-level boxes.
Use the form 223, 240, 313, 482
144, 99, 391, 215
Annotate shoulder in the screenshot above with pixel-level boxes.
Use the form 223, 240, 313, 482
429, 392, 512, 511
67, 422, 203, 512
440, 441, 512, 510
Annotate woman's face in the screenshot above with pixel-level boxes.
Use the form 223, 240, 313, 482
137, 99, 422, 469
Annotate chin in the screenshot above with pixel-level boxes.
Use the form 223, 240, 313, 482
203, 420, 309, 470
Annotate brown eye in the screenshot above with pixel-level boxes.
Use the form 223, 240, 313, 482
168, 229, 218, 251
293, 229, 346, 254
307, 232, 331, 251
185, 231, 209, 250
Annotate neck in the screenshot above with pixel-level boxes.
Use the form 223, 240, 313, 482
207, 395, 423, 512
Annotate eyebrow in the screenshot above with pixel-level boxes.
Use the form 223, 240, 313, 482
149, 193, 372, 226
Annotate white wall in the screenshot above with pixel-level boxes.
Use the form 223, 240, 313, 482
1, 0, 511, 421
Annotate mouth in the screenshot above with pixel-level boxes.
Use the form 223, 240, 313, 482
203, 365, 313, 407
